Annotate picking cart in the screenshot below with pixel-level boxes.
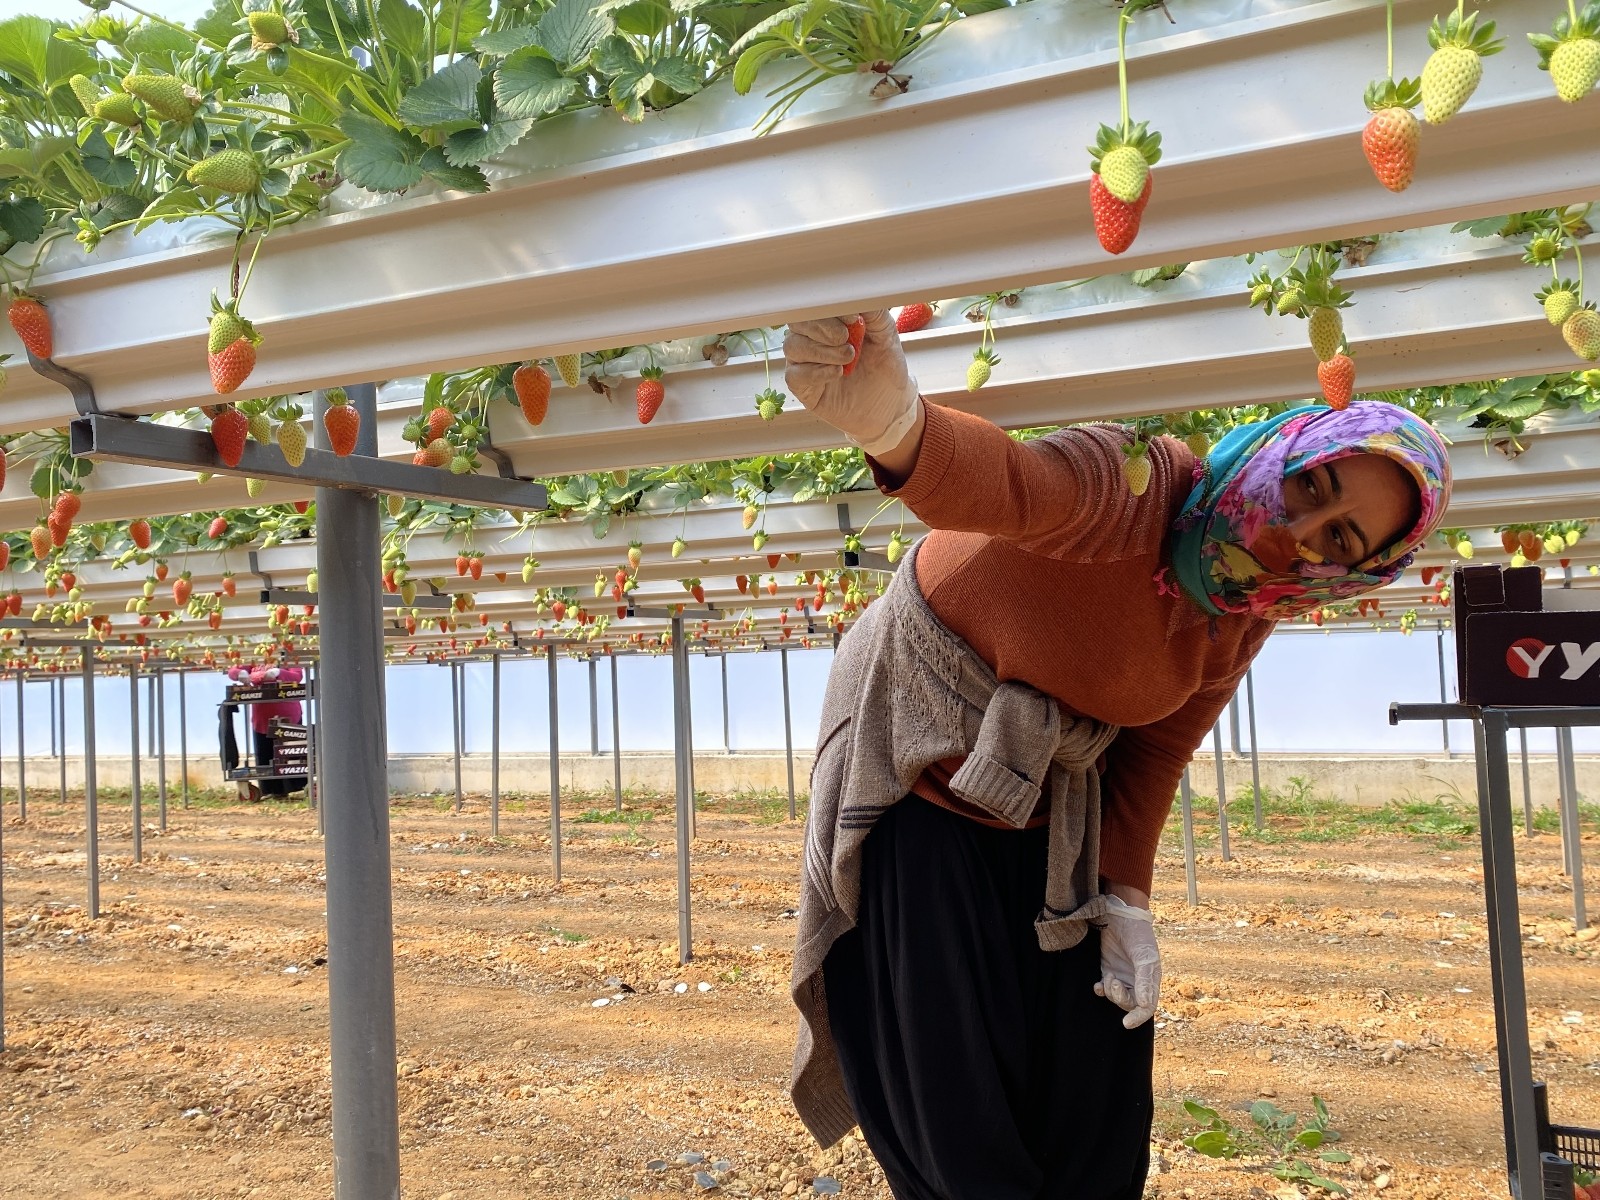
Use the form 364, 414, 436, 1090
219, 676, 315, 792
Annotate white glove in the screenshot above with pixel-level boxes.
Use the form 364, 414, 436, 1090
1094, 894, 1161, 1030
783, 310, 922, 458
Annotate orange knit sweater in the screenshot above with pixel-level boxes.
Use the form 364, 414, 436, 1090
870, 403, 1274, 895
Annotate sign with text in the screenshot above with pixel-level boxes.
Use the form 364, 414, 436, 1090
1454, 565, 1600, 706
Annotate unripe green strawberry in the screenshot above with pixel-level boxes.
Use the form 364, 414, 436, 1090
967, 346, 999, 391
247, 411, 272, 443
1249, 282, 1274, 307
247, 9, 289, 45
553, 353, 582, 387
1544, 287, 1580, 326
1097, 145, 1149, 205
1184, 432, 1210, 458
1276, 287, 1304, 315
1420, 11, 1502, 123
209, 307, 249, 354
1122, 445, 1152, 496
671, 536, 687, 558
188, 149, 262, 195
246, 477, 265, 498
69, 74, 101, 116
1563, 306, 1600, 360
277, 419, 307, 467
122, 72, 201, 122
95, 92, 142, 126
521, 556, 538, 582
1549, 36, 1600, 101
755, 387, 784, 421
387, 493, 404, 518
1308, 306, 1344, 362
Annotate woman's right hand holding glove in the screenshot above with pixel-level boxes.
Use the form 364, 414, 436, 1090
783, 311, 923, 461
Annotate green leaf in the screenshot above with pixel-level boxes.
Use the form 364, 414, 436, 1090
91, 192, 145, 229
195, 0, 248, 46
124, 21, 198, 60
141, 186, 204, 224
646, 52, 702, 92
434, 0, 493, 54
1181, 1099, 1219, 1122
420, 146, 490, 192
733, 40, 788, 94
30, 464, 57, 501
336, 112, 427, 193
1294, 1129, 1325, 1150
1320, 1150, 1353, 1163
495, 49, 580, 118
1489, 395, 1548, 421
0, 136, 74, 183
1184, 1130, 1235, 1159
378, 0, 429, 62
78, 131, 137, 189
0, 197, 46, 245
444, 117, 535, 165
473, 24, 544, 55
534, 0, 613, 65
397, 57, 483, 130
698, 0, 788, 44
0, 15, 94, 91
728, 1, 805, 55
608, 0, 672, 38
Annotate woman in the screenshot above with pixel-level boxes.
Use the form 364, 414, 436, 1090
781, 311, 1451, 1200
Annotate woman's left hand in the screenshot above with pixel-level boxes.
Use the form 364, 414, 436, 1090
1095, 894, 1161, 1029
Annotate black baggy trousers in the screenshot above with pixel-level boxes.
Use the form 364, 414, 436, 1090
822, 796, 1154, 1200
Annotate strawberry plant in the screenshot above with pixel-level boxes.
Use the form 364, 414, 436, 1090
1183, 1095, 1352, 1195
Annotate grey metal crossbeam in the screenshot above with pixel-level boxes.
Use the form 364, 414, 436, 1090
70, 415, 547, 511
258, 587, 453, 611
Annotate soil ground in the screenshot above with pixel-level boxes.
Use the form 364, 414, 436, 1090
2, 781, 1598, 1200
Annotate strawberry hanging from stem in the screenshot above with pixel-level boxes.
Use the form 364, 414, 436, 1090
1362, 0, 1422, 192
1420, 6, 1503, 124
1088, 0, 1164, 256
1528, 0, 1600, 102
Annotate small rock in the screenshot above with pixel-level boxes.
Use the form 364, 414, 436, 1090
694, 1170, 720, 1190
782, 1184, 798, 1197
1254, 1047, 1274, 1062
698, 981, 713, 993
1374, 1171, 1392, 1189
713, 1159, 731, 1172
592, 998, 611, 1008
678, 1151, 706, 1166
813, 1178, 842, 1196
646, 1159, 669, 1172
658, 979, 677, 993
397, 1059, 421, 1076
192, 1115, 214, 1132
271, 1120, 289, 1134
675, 983, 689, 994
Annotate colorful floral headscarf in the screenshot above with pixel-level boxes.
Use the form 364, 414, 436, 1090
1161, 402, 1452, 621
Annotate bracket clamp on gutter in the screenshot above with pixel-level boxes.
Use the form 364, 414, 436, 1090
836, 502, 896, 573
30, 351, 114, 418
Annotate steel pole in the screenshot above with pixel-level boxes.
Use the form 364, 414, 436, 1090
304, 665, 318, 823
610, 654, 622, 813
155, 668, 167, 832
671, 616, 693, 964
1228, 694, 1241, 755
128, 665, 142, 864
491, 656, 501, 839
15, 673, 25, 822
313, 381, 401, 1200
1246, 669, 1262, 830
1211, 722, 1230, 862
82, 648, 100, 920
1558, 727, 1587, 931
720, 653, 730, 752
1520, 727, 1534, 836
547, 650, 562, 883
57, 677, 66, 807
588, 657, 599, 756
1436, 629, 1451, 756
147, 673, 156, 757
450, 662, 463, 814
178, 671, 189, 809
781, 647, 795, 821
1180, 768, 1198, 907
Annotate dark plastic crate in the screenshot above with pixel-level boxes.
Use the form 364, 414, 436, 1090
1553, 1125, 1600, 1173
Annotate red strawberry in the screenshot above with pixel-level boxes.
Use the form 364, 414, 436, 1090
323, 388, 360, 456
692, 583, 706, 604
1089, 172, 1153, 256
736, 574, 748, 594
210, 407, 249, 467
895, 303, 934, 334
426, 406, 454, 441
455, 555, 469, 577
129, 518, 151, 549
513, 363, 551, 426
1362, 78, 1421, 193
209, 337, 256, 394
636, 367, 665, 424
155, 561, 169, 581
221, 573, 236, 597
172, 573, 192, 606
7, 592, 19, 616
841, 317, 866, 376
209, 516, 229, 538
47, 511, 70, 547
1317, 354, 1356, 409
7, 294, 53, 359
469, 556, 483, 581
293, 500, 309, 514
53, 490, 81, 525
0, 543, 8, 572
766, 553, 781, 569
28, 526, 48, 560
551, 600, 567, 621
0, 445, 6, 492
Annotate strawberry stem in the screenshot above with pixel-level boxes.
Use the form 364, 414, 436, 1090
1385, 0, 1394, 81
1117, 7, 1131, 130
1576, 241, 1586, 299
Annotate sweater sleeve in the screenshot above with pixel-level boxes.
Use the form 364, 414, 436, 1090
1097, 626, 1273, 894
869, 403, 1193, 559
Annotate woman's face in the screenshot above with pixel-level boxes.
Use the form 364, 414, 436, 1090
1282, 453, 1418, 568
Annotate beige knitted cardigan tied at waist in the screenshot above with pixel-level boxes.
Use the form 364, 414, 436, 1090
789, 539, 1122, 1147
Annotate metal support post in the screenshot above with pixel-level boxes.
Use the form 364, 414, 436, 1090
588, 657, 599, 756
1557, 727, 1586, 931
1520, 728, 1534, 837
491, 655, 501, 839
610, 654, 623, 813
450, 662, 463, 814
720, 653, 730, 753
1179, 768, 1198, 907
155, 668, 167, 832
15, 673, 25, 822
547, 650, 562, 882
129, 665, 142, 864
686, 662, 696, 841
81, 647, 100, 920
57, 677, 67, 807
1246, 669, 1262, 830
1211, 722, 1231, 862
178, 671, 189, 810
304, 665, 319, 825
1227, 694, 1241, 756
312, 381, 401, 1199
671, 615, 693, 964
781, 647, 796, 821
1436, 629, 1451, 756
147, 673, 156, 757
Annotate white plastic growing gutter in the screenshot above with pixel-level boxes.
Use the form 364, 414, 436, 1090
1, 0, 1596, 424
